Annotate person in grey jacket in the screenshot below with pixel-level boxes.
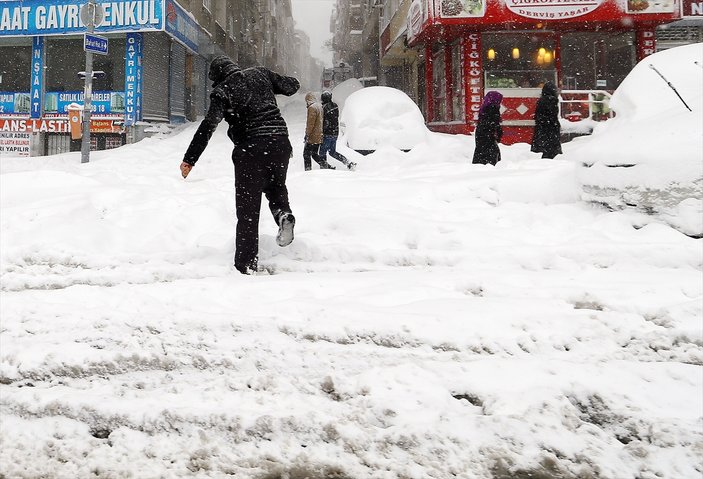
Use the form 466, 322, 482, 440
180, 55, 299, 274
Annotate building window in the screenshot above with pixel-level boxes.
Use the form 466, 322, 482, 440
45, 37, 125, 93
451, 42, 464, 121
482, 33, 556, 89
203, 0, 212, 12
561, 32, 635, 90
0, 40, 32, 92
432, 47, 446, 122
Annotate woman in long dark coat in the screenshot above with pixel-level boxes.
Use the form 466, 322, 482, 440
472, 91, 503, 165
531, 81, 563, 159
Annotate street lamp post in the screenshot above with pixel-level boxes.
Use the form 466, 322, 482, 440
80, 0, 97, 164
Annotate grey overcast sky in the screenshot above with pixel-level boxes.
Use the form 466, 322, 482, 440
290, 0, 335, 66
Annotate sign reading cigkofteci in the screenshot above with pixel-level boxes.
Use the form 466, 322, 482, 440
505, 0, 605, 19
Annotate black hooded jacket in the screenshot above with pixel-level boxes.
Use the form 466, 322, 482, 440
530, 81, 562, 158
183, 56, 300, 165
321, 91, 340, 137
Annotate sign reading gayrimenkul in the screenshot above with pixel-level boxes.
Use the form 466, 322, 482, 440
0, 0, 164, 37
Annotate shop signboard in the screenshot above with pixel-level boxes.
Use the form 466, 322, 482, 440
682, 0, 703, 16
0, 0, 164, 37
30, 36, 44, 118
124, 32, 143, 126
440, 0, 486, 17
165, 0, 199, 52
0, 93, 31, 116
43, 91, 126, 115
626, 0, 676, 13
464, 33, 483, 126
407, 0, 430, 42
0, 131, 31, 157
0, 118, 119, 133
0, 118, 69, 133
636, 28, 656, 60
504, 0, 605, 19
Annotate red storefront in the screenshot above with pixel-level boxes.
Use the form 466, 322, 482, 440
406, 0, 681, 143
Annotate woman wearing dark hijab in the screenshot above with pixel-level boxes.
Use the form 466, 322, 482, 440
531, 81, 563, 159
472, 91, 503, 165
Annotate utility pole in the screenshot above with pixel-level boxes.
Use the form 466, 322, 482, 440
81, 0, 97, 164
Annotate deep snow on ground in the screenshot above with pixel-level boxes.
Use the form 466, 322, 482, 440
1, 92, 702, 479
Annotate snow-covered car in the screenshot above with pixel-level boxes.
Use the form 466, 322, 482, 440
572, 43, 703, 237
340, 86, 429, 154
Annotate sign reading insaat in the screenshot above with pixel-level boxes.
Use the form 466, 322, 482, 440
505, 0, 605, 19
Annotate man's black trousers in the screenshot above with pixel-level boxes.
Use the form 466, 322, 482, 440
303, 142, 328, 170
232, 135, 293, 273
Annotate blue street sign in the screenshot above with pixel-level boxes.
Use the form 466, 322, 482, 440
84, 33, 108, 55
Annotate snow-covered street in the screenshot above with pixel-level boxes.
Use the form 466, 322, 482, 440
1, 92, 702, 478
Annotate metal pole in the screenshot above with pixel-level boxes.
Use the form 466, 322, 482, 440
80, 0, 96, 164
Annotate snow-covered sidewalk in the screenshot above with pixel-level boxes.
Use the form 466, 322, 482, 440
1, 101, 701, 478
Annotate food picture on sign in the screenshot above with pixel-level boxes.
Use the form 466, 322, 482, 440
627, 0, 675, 13
441, 0, 486, 17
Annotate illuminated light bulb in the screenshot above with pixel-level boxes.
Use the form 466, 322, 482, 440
487, 48, 496, 60
538, 47, 546, 57
544, 51, 553, 63
512, 47, 520, 59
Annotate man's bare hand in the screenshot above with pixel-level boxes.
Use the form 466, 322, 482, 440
180, 162, 193, 179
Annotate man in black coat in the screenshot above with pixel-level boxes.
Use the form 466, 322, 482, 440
180, 55, 300, 274
320, 91, 356, 170
531, 81, 563, 159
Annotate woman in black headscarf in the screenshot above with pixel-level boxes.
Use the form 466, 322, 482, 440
472, 91, 503, 166
531, 81, 563, 159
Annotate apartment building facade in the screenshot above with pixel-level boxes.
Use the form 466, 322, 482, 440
0, 0, 311, 157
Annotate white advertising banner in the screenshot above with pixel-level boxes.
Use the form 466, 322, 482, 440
504, 0, 606, 19
0, 132, 31, 157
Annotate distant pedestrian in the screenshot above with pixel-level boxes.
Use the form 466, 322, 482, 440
180, 55, 300, 275
472, 91, 503, 166
303, 92, 334, 170
320, 91, 356, 170
531, 81, 563, 159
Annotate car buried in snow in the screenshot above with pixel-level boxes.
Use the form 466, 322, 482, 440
339, 86, 430, 155
571, 43, 703, 238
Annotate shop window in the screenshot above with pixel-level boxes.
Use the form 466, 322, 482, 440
0, 41, 32, 92
451, 42, 465, 121
46, 36, 126, 92
432, 48, 446, 122
482, 34, 556, 89
561, 32, 635, 90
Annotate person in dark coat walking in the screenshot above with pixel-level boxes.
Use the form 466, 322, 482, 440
180, 55, 300, 275
320, 91, 356, 170
472, 91, 503, 165
303, 92, 334, 170
531, 81, 563, 159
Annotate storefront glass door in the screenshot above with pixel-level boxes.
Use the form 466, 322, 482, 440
482, 33, 557, 89
561, 32, 635, 91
